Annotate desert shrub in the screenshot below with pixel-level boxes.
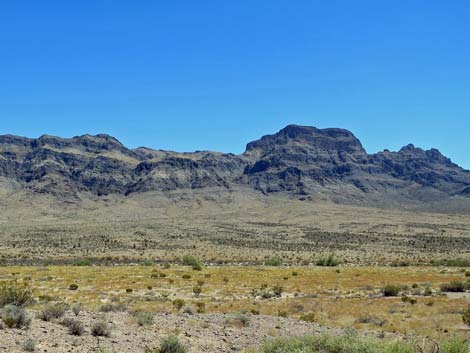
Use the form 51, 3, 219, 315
431, 258, 470, 267
1, 305, 32, 329
193, 285, 202, 297
316, 254, 340, 267
226, 312, 251, 327
401, 296, 417, 305
300, 312, 316, 323
134, 311, 154, 326
0, 282, 33, 307
182, 255, 203, 271
382, 284, 400, 297
126, 288, 133, 293
463, 306, 470, 327
69, 284, 79, 291
172, 299, 185, 311
183, 306, 194, 315
265, 257, 282, 266
253, 332, 414, 353
272, 285, 283, 297
63, 318, 85, 336
99, 303, 127, 313
91, 320, 111, 337
440, 281, 465, 293
22, 338, 36, 352
441, 338, 470, 353
72, 258, 93, 266
195, 302, 205, 313
181, 274, 191, 280
37, 303, 67, 321
72, 303, 81, 316
159, 335, 187, 353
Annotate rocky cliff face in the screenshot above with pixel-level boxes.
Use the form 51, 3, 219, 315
0, 125, 469, 206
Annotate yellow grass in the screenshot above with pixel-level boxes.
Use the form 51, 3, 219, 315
1, 265, 468, 340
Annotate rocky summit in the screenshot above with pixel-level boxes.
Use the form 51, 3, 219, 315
0, 125, 469, 208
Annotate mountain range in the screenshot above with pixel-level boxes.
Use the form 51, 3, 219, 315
1, 124, 469, 208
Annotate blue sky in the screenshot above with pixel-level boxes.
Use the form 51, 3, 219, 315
1, 1, 469, 168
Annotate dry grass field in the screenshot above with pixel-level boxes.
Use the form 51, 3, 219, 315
1, 265, 469, 341
0, 193, 469, 352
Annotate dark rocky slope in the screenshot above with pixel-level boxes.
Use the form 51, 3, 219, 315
0, 125, 469, 206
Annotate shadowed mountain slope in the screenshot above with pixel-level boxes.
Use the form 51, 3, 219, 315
0, 125, 469, 208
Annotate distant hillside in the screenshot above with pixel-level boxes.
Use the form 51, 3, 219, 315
1, 125, 469, 209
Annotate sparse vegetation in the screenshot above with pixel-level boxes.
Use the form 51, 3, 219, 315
382, 284, 400, 297
158, 335, 187, 353
0, 282, 33, 307
265, 257, 282, 266
440, 281, 466, 293
37, 303, 67, 321
21, 338, 36, 352
1, 305, 31, 329
134, 311, 154, 326
182, 255, 203, 271
463, 306, 470, 327
316, 254, 340, 267
91, 320, 111, 337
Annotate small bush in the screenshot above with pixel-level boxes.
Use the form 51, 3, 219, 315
159, 335, 187, 353
134, 311, 154, 326
173, 299, 185, 311
440, 281, 465, 293
0, 282, 33, 307
63, 318, 85, 336
1, 305, 31, 329
193, 285, 202, 297
91, 320, 111, 337
99, 303, 127, 313
22, 338, 36, 352
265, 257, 282, 266
226, 312, 251, 327
463, 306, 470, 327
71, 303, 81, 316
316, 254, 340, 267
382, 284, 400, 297
69, 284, 79, 291
182, 255, 203, 271
300, 312, 316, 323
37, 303, 67, 321
71, 258, 94, 266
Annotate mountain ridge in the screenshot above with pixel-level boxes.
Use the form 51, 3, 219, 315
1, 124, 469, 208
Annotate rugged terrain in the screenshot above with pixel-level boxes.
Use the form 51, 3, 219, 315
1, 125, 469, 209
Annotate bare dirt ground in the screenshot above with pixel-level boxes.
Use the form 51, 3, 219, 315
0, 311, 341, 353
0, 192, 469, 266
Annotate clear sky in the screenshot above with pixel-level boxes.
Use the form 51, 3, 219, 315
1, 1, 469, 168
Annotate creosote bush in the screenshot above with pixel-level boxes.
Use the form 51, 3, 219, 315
133, 311, 154, 326
91, 320, 111, 337
37, 303, 67, 321
21, 338, 36, 352
0, 282, 33, 307
316, 254, 340, 267
440, 281, 467, 293
99, 303, 127, 313
265, 257, 282, 266
463, 306, 470, 327
62, 317, 85, 336
382, 284, 400, 297
181, 255, 203, 271
159, 335, 187, 353
1, 305, 32, 329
